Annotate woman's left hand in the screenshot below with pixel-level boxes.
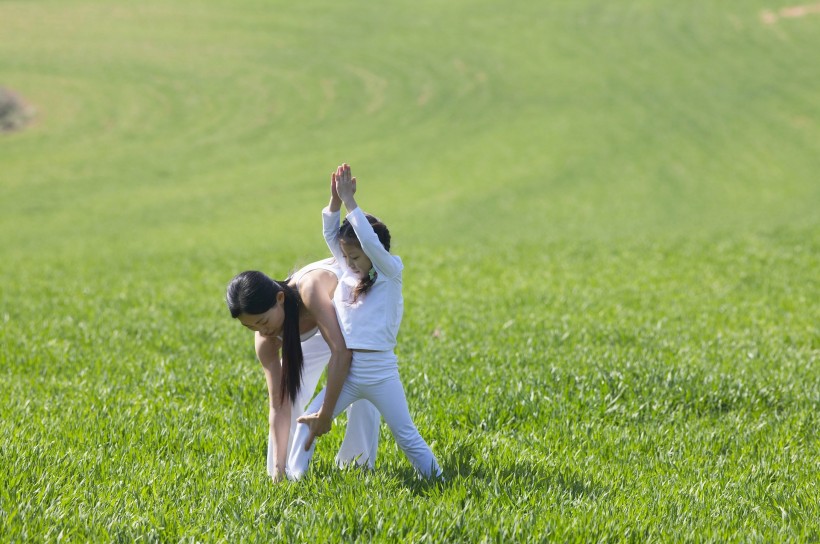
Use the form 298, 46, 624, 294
296, 410, 333, 450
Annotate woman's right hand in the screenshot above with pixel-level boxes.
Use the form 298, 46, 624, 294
296, 409, 333, 450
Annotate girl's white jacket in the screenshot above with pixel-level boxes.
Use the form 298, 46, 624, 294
322, 206, 404, 352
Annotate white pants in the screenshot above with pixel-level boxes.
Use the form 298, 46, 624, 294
289, 350, 441, 479
267, 332, 380, 477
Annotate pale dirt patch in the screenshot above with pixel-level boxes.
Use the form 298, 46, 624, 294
346, 66, 387, 115
451, 58, 488, 96
760, 2, 820, 24
317, 78, 336, 120
417, 83, 434, 106
0, 87, 34, 133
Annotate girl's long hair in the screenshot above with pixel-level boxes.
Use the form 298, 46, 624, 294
226, 270, 303, 406
339, 213, 390, 302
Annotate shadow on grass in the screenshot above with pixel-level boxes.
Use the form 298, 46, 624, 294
394, 440, 609, 501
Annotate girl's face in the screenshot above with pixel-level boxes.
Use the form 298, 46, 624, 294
340, 240, 372, 279
237, 292, 285, 338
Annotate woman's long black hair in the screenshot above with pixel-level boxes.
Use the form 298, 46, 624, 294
226, 270, 303, 406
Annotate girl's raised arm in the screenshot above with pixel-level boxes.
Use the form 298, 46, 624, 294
322, 208, 347, 267
334, 163, 401, 277
323, 169, 349, 271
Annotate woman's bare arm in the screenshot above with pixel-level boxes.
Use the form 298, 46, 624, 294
295, 269, 351, 449
255, 333, 291, 482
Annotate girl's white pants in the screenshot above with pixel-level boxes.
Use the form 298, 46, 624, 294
267, 332, 380, 478
288, 350, 441, 479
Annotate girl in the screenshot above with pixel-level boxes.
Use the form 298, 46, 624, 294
290, 163, 442, 479
226, 258, 380, 482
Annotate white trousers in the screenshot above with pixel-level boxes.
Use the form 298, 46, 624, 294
267, 332, 380, 477
289, 350, 441, 479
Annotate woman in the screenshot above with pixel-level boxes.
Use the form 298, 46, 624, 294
226, 259, 380, 482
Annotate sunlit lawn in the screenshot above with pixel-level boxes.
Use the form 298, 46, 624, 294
1, 0, 818, 540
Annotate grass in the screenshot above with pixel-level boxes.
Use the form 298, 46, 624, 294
1, 0, 819, 541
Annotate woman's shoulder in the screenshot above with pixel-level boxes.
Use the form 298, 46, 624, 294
291, 260, 340, 299
291, 258, 341, 284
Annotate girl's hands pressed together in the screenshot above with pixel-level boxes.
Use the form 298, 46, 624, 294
329, 169, 342, 212
333, 163, 358, 211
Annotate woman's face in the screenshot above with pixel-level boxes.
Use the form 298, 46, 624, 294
237, 292, 285, 338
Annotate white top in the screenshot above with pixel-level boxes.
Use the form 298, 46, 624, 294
323, 206, 403, 351
288, 257, 342, 342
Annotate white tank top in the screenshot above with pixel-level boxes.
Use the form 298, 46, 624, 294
288, 258, 342, 342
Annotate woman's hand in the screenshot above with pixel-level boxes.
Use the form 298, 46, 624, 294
271, 468, 286, 484
333, 163, 358, 211
255, 333, 291, 483
296, 410, 333, 450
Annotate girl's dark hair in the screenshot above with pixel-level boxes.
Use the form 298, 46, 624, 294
226, 270, 303, 406
339, 213, 390, 302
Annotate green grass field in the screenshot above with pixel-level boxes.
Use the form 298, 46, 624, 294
2, 0, 819, 540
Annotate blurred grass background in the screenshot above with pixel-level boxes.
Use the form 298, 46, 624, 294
1, 0, 818, 540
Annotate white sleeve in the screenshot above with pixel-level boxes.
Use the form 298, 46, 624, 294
346, 207, 402, 278
322, 207, 348, 270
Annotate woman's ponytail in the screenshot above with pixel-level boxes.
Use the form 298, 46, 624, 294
277, 281, 304, 406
